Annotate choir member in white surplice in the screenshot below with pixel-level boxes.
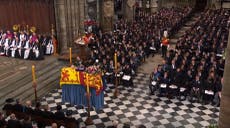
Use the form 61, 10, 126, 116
24, 39, 31, 59
0, 34, 6, 55
10, 37, 17, 57
19, 31, 26, 43
46, 38, 54, 55
33, 41, 40, 59
4, 37, 12, 56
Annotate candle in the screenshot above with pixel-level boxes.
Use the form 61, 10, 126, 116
69, 47, 72, 65
114, 53, 117, 70
32, 65, 36, 83
86, 74, 90, 94
26, 25, 29, 32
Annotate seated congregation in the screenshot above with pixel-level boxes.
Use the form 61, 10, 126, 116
74, 7, 193, 87
0, 29, 56, 60
149, 9, 229, 107
1, 98, 79, 128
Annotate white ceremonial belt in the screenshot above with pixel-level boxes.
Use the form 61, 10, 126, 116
216, 54, 223, 57
105, 72, 112, 75
151, 81, 157, 86
150, 47, 156, 50
169, 85, 177, 89
160, 84, 167, 88
205, 90, 214, 95
180, 87, 186, 92
116, 74, 121, 77
122, 75, 131, 81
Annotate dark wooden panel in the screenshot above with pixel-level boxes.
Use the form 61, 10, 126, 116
0, 0, 55, 34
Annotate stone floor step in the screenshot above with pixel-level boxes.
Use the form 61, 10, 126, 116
0, 59, 59, 93
0, 65, 62, 107
23, 78, 60, 103
21, 74, 60, 102
0, 57, 58, 90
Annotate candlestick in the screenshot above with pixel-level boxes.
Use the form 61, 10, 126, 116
69, 47, 72, 65
32, 65, 36, 83
114, 53, 117, 70
86, 74, 90, 94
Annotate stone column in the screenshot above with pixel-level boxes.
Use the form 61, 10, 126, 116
79, 0, 86, 34
125, 0, 134, 21
150, 0, 158, 13
55, 0, 86, 54
102, 0, 114, 32
219, 31, 230, 128
54, 0, 68, 54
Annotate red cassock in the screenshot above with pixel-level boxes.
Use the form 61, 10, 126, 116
162, 38, 169, 46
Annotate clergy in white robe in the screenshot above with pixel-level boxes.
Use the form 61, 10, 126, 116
4, 38, 11, 56
46, 38, 54, 55
10, 38, 17, 57
0, 35, 6, 55
33, 41, 40, 59
24, 40, 31, 59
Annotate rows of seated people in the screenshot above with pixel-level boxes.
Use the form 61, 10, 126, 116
80, 7, 192, 87
0, 30, 55, 60
149, 9, 229, 106
1, 98, 79, 128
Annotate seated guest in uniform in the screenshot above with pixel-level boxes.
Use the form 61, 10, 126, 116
149, 67, 162, 95
168, 68, 181, 99
190, 75, 202, 102
213, 77, 223, 107
203, 72, 215, 104
159, 72, 170, 96
122, 64, 133, 87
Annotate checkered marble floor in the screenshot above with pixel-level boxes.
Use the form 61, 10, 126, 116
41, 73, 219, 128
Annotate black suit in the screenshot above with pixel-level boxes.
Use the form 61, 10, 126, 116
2, 104, 13, 111
54, 111, 65, 120
24, 107, 33, 114
7, 119, 22, 128
42, 110, 55, 119
21, 121, 32, 128
13, 104, 23, 112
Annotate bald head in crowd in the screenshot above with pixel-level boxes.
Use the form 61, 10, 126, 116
51, 123, 57, 128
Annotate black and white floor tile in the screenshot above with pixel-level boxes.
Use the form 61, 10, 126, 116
41, 73, 219, 128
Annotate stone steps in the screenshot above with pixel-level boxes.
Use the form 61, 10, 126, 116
0, 57, 66, 109
0, 59, 25, 75
21, 70, 61, 103
0, 57, 58, 91
0, 63, 61, 107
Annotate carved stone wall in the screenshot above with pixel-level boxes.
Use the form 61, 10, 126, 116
101, 0, 114, 32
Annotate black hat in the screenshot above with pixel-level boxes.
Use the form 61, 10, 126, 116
5, 98, 14, 103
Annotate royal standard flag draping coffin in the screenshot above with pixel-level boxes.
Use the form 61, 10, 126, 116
60, 67, 105, 110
